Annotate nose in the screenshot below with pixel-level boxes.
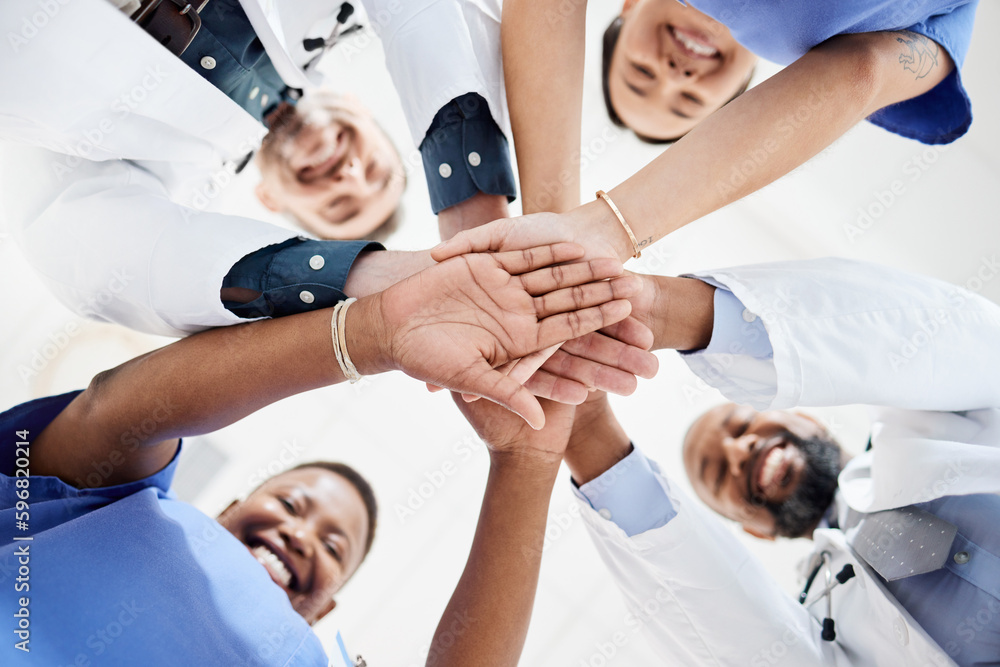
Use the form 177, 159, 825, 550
666, 57, 696, 79
282, 522, 315, 559
333, 156, 365, 186
721, 433, 759, 477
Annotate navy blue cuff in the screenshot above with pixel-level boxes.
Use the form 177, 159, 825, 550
420, 93, 517, 214
222, 238, 383, 318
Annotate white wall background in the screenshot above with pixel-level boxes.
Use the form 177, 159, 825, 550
1, 2, 998, 665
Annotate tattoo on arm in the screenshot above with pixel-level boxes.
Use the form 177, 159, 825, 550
895, 32, 941, 80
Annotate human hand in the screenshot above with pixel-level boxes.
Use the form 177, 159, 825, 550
452, 391, 577, 466
431, 201, 636, 266
348, 243, 641, 428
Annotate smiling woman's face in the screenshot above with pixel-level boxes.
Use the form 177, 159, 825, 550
217, 467, 371, 625
609, 0, 757, 140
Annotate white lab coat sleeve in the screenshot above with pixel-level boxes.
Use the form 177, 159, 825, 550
6, 146, 296, 337
577, 472, 847, 666
360, 0, 509, 147
681, 258, 1000, 412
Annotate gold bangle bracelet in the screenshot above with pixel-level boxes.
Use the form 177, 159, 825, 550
596, 190, 641, 259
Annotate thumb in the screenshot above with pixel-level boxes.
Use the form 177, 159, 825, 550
430, 221, 510, 262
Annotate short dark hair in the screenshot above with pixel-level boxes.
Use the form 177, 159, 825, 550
291, 461, 378, 557
601, 16, 754, 145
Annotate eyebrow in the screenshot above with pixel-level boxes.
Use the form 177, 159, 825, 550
722, 405, 738, 430
626, 82, 646, 98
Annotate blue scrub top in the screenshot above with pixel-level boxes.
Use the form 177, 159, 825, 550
690, 0, 979, 144
0, 391, 329, 666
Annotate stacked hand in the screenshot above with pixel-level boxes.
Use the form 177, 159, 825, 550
348, 243, 640, 428
431, 207, 631, 266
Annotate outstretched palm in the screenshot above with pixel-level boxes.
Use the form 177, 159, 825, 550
369, 244, 638, 428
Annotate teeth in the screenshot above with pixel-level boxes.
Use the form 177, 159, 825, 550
252, 545, 292, 589
759, 448, 784, 490
674, 29, 718, 57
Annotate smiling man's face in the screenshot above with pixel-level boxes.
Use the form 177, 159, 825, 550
683, 403, 844, 539
255, 92, 405, 241
217, 467, 372, 624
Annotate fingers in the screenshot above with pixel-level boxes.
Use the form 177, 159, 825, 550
561, 331, 659, 380
430, 219, 517, 262
599, 317, 655, 351
533, 275, 642, 320
522, 369, 591, 405
518, 258, 623, 296
539, 348, 638, 396
506, 344, 562, 386
536, 300, 633, 352
458, 360, 547, 430
490, 243, 587, 275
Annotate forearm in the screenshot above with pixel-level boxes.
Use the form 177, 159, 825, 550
33, 298, 391, 484
632, 275, 715, 352
502, 0, 586, 214
564, 396, 632, 485
438, 192, 510, 240
586, 33, 952, 257
342, 250, 436, 297
427, 453, 560, 666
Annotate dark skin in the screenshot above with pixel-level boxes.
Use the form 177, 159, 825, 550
217, 468, 371, 624
681, 404, 841, 539
561, 275, 848, 542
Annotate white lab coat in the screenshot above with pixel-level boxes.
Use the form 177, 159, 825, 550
360, 0, 510, 148
0, 0, 508, 336
580, 258, 1000, 666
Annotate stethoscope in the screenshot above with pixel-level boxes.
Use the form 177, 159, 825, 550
301, 2, 365, 73
798, 552, 856, 641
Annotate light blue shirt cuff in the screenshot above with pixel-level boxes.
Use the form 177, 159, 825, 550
689, 287, 773, 359
572, 446, 676, 537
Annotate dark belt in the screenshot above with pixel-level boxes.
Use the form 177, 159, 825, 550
130, 0, 210, 57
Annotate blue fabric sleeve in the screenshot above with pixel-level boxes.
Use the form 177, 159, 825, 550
0, 391, 181, 505
222, 237, 382, 318
866, 2, 978, 145
420, 93, 518, 214
681, 287, 773, 359
572, 446, 677, 537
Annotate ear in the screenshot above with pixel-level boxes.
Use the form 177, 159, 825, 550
255, 182, 283, 212
215, 499, 241, 526
743, 525, 776, 541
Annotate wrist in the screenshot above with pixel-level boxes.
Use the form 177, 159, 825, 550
343, 250, 435, 297
564, 399, 632, 485
342, 293, 396, 377
658, 277, 716, 351
572, 199, 635, 263
489, 448, 562, 479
